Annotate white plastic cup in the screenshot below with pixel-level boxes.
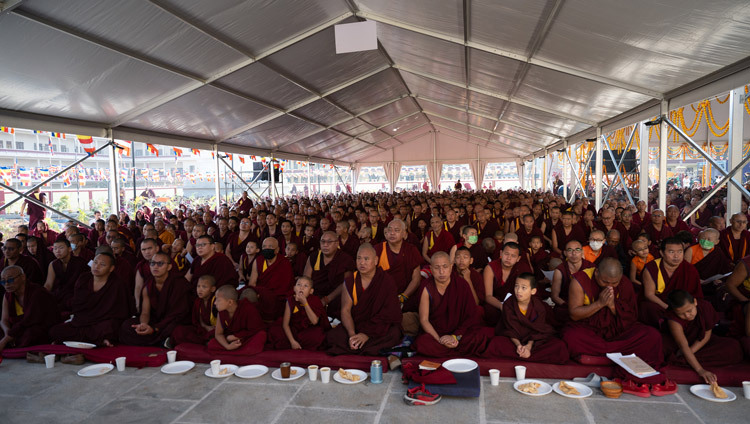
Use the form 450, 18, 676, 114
320, 367, 331, 384
210, 360, 221, 376
44, 354, 55, 369
115, 356, 126, 372
743, 381, 750, 400
489, 369, 500, 386
166, 350, 177, 364
515, 365, 526, 381
308, 365, 319, 381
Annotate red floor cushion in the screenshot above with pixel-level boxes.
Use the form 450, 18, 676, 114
2, 344, 167, 368
574, 354, 612, 366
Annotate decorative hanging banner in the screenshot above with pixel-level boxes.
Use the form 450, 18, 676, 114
47, 136, 54, 156
192, 149, 200, 156
239, 156, 245, 164
115, 140, 132, 156
38, 168, 50, 186
146, 144, 159, 156
173, 147, 183, 157
0, 167, 12, 185
0, 126, 15, 134
152, 170, 160, 182
61, 171, 71, 187
120, 168, 128, 183
76, 135, 96, 155
50, 132, 65, 138
77, 167, 86, 186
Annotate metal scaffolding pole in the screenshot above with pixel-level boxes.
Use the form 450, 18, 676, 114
601, 124, 637, 206
658, 100, 669, 212
107, 129, 120, 215
595, 127, 603, 210
213, 145, 220, 211
270, 156, 276, 203
564, 148, 586, 201
0, 181, 91, 229
684, 152, 750, 220
639, 120, 649, 202
727, 87, 746, 222
218, 155, 263, 199
562, 140, 568, 200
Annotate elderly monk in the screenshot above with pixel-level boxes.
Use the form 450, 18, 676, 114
719, 213, 750, 264
208, 285, 266, 356
185, 235, 239, 289
327, 244, 403, 356
374, 219, 422, 311
119, 252, 191, 346
415, 252, 492, 357
0, 266, 60, 351
244, 237, 294, 321
1, 239, 44, 290
483, 242, 533, 326
552, 211, 587, 255
563, 258, 664, 384
49, 253, 130, 347
303, 231, 354, 316
422, 216, 456, 264
684, 229, 733, 280
641, 237, 702, 327
581, 230, 616, 265
44, 239, 90, 315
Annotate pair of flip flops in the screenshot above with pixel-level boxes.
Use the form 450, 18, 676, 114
615, 378, 678, 397
573, 373, 609, 387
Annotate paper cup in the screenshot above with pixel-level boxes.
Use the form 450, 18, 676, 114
308, 365, 319, 381
116, 356, 126, 372
320, 367, 331, 384
210, 360, 221, 376
44, 354, 55, 369
515, 365, 526, 381
166, 350, 177, 364
743, 381, 750, 400
489, 369, 500, 386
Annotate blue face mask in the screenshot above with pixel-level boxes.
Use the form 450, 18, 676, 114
70, 243, 77, 250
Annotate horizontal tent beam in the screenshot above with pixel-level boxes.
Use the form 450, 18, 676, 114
422, 111, 542, 150
430, 123, 533, 156
334, 122, 432, 160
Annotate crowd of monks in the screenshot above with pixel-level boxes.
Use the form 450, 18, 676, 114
2, 188, 750, 387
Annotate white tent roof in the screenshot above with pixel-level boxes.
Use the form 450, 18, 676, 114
1, 0, 749, 165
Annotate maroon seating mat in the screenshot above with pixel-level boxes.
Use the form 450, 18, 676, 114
175, 342, 390, 372
402, 356, 750, 387
2, 344, 168, 368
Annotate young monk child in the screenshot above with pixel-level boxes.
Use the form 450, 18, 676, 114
528, 235, 552, 290
482, 273, 568, 364
170, 238, 189, 277
268, 276, 330, 350
170, 275, 217, 346
207, 285, 266, 355
663, 290, 743, 384
239, 240, 259, 284
629, 239, 654, 288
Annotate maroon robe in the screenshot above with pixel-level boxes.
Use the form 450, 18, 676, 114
445, 221, 462, 245
326, 268, 403, 356
49, 272, 131, 346
119, 274, 192, 346
665, 219, 691, 236
172, 295, 217, 345
300, 236, 319, 257
641, 259, 702, 327
689, 246, 733, 280
456, 267, 485, 305
2, 282, 60, 347
368, 223, 386, 244
25, 193, 46, 230
484, 259, 533, 326
528, 248, 552, 284
171, 254, 190, 277
288, 253, 307, 278
632, 211, 651, 228
252, 255, 294, 321
1, 255, 44, 288
516, 227, 544, 251
214, 230, 233, 250
309, 250, 355, 299
239, 253, 256, 281
719, 228, 750, 264
32, 229, 58, 247
226, 231, 256, 263
554, 225, 587, 250
374, 242, 422, 295
475, 220, 499, 240
135, 259, 153, 284
415, 274, 492, 357
207, 299, 266, 356
29, 247, 54, 280
268, 294, 329, 350
425, 229, 455, 258
236, 197, 252, 216
644, 223, 673, 247
50, 256, 91, 313
190, 252, 239, 289
339, 235, 360, 259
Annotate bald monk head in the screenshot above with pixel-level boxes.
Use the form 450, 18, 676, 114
707, 216, 725, 231
214, 285, 239, 313
729, 213, 748, 233
110, 238, 127, 257
430, 252, 451, 284
140, 238, 159, 262
261, 237, 279, 261
319, 231, 339, 256
2, 239, 22, 260
698, 228, 720, 249
503, 232, 519, 244
593, 257, 623, 288
1, 265, 26, 295
356, 243, 378, 276
91, 253, 116, 279
385, 219, 407, 246
500, 242, 522, 270
651, 209, 665, 225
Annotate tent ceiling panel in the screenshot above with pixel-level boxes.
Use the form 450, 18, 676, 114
123, 85, 277, 140
496, 124, 556, 146
467, 48, 523, 97
470, 0, 549, 57
354, 128, 390, 144
428, 116, 468, 134
417, 101, 469, 124
260, 18, 388, 94
376, 139, 401, 149
293, 99, 352, 127
468, 114, 497, 131
469, 126, 490, 138
401, 73, 468, 108
21, 0, 247, 80
327, 69, 409, 114
0, 14, 192, 123
379, 113, 430, 135
467, 91, 508, 118
324, 139, 369, 156
535, 0, 750, 93
376, 22, 466, 85
358, 97, 421, 128
226, 114, 321, 150
501, 103, 589, 138
357, 0, 463, 39
158, 0, 351, 54
333, 118, 377, 138
215, 63, 314, 110
283, 130, 349, 155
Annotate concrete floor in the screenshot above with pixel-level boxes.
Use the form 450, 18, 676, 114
0, 359, 748, 424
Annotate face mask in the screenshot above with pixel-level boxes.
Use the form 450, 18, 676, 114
468, 235, 478, 244
261, 249, 276, 260
589, 241, 603, 250
698, 239, 714, 250
70, 243, 77, 250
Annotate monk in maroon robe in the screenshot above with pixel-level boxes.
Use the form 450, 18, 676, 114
327, 244, 403, 356
374, 219, 422, 311
119, 253, 191, 346
49, 253, 131, 346
422, 216, 456, 263
665, 206, 691, 235
563, 258, 664, 384
1, 239, 44, 291
483, 242, 533, 326
515, 215, 544, 250
208, 286, 266, 356
337, 220, 360, 259
286, 244, 307, 278
684, 229, 733, 280
0, 266, 60, 351
304, 232, 355, 316
644, 209, 672, 248
172, 275, 217, 345
244, 237, 293, 321
719, 213, 750, 264
475, 210, 500, 242
551, 240, 593, 324
365, 210, 386, 244
454, 247, 484, 306
552, 212, 587, 255
415, 252, 492, 357
186, 235, 239, 289
483, 273, 568, 364
662, 290, 743, 384
32, 221, 58, 248
725, 256, 750, 339
641, 237, 702, 327
44, 239, 90, 315
235, 191, 253, 217
25, 236, 53, 280
225, 217, 256, 265
21, 189, 46, 231
268, 277, 330, 350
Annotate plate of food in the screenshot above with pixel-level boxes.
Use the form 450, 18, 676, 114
553, 381, 592, 398
234, 365, 269, 379
63, 341, 97, 349
442, 358, 478, 373
204, 364, 238, 378
160, 361, 195, 375
77, 363, 114, 377
690, 383, 736, 402
513, 379, 553, 396
271, 366, 305, 381
333, 368, 367, 384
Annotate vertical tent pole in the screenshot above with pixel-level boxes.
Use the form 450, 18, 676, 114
270, 156, 276, 203
532, 157, 537, 190
562, 140, 568, 200
542, 150, 548, 192
639, 120, 649, 203
658, 100, 669, 212
307, 160, 311, 195
595, 127, 603, 211
213, 145, 220, 212
727, 87, 745, 223
519, 162, 524, 190
107, 129, 119, 215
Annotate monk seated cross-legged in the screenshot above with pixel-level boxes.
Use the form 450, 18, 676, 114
241, 237, 294, 322
268, 276, 330, 350
483, 273, 569, 364
327, 243, 403, 356
171, 275, 217, 347
44, 239, 90, 316
303, 231, 355, 318
207, 285, 266, 356
185, 235, 239, 290
483, 242, 533, 327
414, 252, 492, 358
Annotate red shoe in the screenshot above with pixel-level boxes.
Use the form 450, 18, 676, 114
651, 379, 678, 396
404, 383, 442, 405
615, 378, 651, 398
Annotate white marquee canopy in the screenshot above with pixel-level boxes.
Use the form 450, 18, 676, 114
1, 0, 749, 171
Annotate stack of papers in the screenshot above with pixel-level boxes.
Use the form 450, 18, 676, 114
606, 353, 659, 378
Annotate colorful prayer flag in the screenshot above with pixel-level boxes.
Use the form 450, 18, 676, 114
76, 135, 96, 155
173, 147, 183, 157
146, 144, 159, 156
62, 171, 71, 187
0, 126, 14, 134
77, 167, 86, 186
0, 167, 12, 186
38, 168, 50, 187
152, 170, 160, 182
191, 149, 200, 156
48, 137, 54, 156
239, 156, 245, 164
120, 168, 128, 183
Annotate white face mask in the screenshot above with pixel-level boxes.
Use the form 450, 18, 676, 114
589, 241, 603, 251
